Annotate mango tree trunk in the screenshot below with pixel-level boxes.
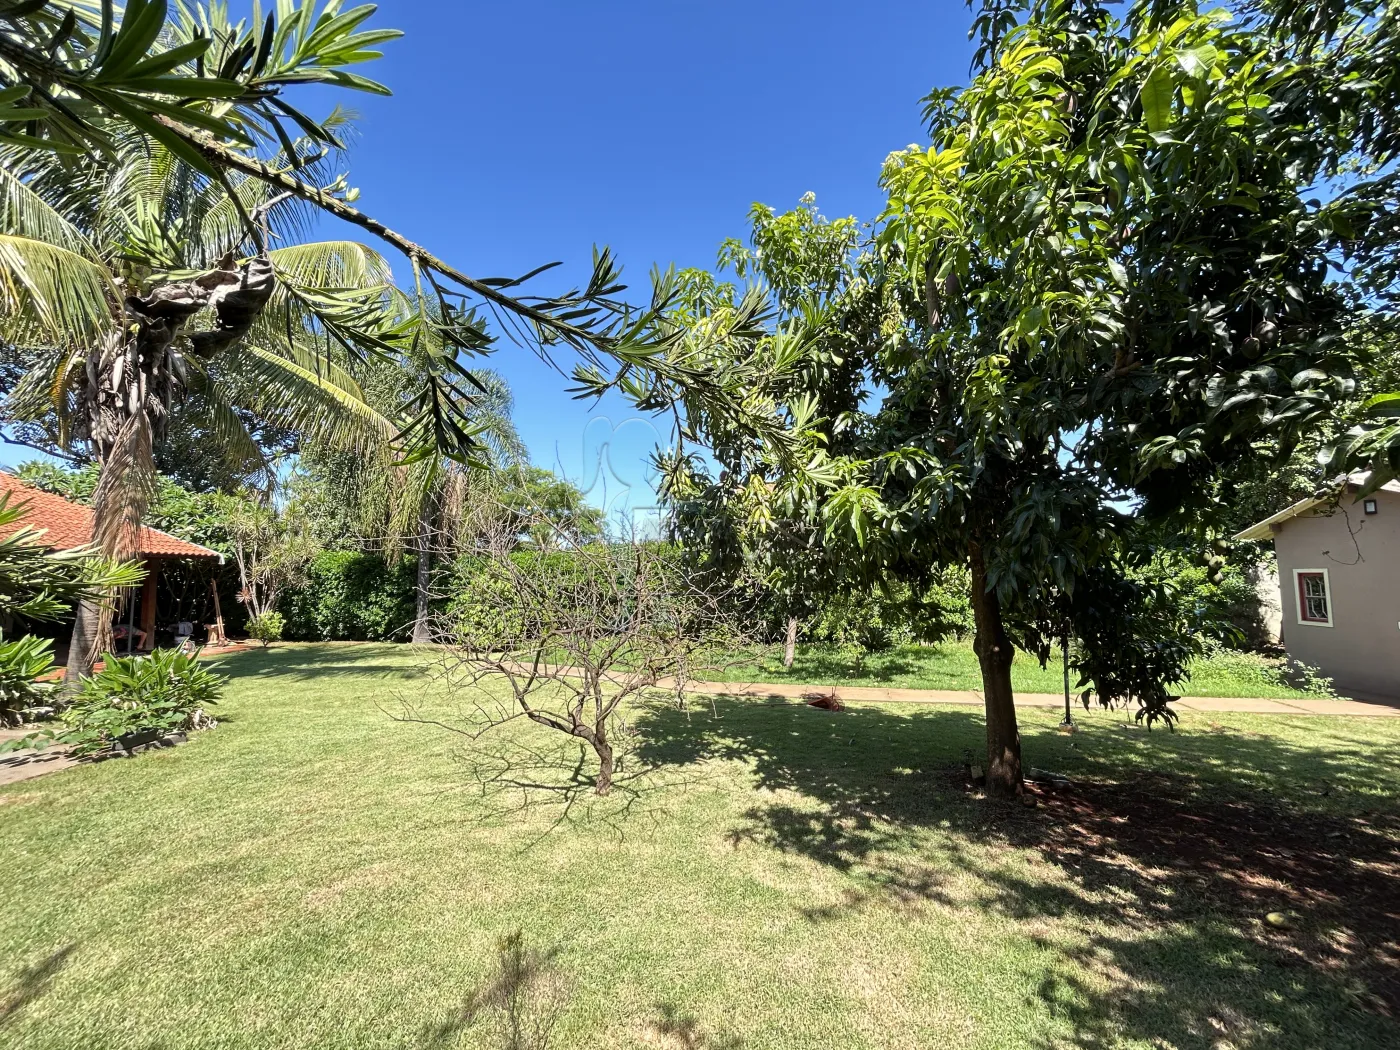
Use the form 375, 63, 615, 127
783, 614, 798, 669
969, 541, 1022, 796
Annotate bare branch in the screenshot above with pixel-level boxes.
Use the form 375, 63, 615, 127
413, 499, 772, 798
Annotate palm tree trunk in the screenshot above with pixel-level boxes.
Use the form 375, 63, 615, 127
62, 598, 104, 697
411, 503, 434, 645
62, 260, 279, 688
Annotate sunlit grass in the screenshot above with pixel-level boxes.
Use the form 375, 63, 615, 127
0, 644, 1393, 1049
710, 641, 1334, 700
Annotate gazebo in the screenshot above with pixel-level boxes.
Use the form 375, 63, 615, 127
0, 472, 224, 650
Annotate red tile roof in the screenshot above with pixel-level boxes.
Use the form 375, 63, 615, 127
0, 473, 221, 559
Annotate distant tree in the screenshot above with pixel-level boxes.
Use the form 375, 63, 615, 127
663, 197, 873, 666
2, 1, 790, 680
496, 467, 606, 552
14, 461, 231, 552
214, 492, 316, 630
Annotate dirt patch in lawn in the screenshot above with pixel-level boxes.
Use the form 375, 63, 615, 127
1013, 772, 1400, 1018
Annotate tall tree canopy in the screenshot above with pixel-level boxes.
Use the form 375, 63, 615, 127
0, 0, 786, 462
668, 0, 1371, 796
0, 0, 792, 680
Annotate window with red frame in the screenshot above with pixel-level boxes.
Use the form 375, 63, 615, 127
1298, 572, 1330, 624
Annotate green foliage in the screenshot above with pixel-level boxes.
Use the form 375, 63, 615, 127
1153, 555, 1269, 649
283, 551, 417, 642
0, 492, 145, 623
664, 194, 873, 627
446, 548, 619, 645
55, 648, 225, 757
497, 467, 606, 550
3, 2, 788, 482
0, 1, 401, 171
1066, 565, 1208, 727
447, 553, 522, 644
1193, 642, 1337, 701
806, 572, 974, 652
0, 632, 56, 726
246, 611, 286, 647
14, 461, 231, 552
214, 491, 318, 624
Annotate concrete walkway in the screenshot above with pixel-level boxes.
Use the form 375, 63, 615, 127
682, 678, 1400, 717
0, 728, 77, 788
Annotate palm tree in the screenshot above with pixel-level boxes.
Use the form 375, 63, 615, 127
0, 131, 405, 678
299, 355, 525, 645
0, 1, 791, 467
403, 370, 523, 644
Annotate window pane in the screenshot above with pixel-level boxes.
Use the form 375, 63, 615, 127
1300, 574, 1328, 621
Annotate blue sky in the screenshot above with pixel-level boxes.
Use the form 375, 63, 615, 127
7, 1, 977, 520
307, 0, 977, 520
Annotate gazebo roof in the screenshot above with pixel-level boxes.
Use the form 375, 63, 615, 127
0, 472, 221, 560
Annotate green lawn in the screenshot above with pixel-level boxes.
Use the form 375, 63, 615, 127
710, 641, 1334, 699
1, 644, 1396, 1049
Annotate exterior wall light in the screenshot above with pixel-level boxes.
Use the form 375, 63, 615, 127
1363, 498, 1379, 516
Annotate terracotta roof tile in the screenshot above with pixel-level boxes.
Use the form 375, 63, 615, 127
0, 473, 221, 559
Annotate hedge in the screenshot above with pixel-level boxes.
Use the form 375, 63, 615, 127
283, 551, 418, 643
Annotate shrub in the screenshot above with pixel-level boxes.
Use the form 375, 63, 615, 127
805, 571, 974, 652
446, 548, 627, 644
246, 611, 285, 646
0, 634, 57, 726
56, 649, 226, 756
1134, 550, 1272, 650
282, 551, 418, 642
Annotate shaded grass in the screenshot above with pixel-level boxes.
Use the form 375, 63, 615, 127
709, 641, 1333, 699
0, 643, 1395, 1049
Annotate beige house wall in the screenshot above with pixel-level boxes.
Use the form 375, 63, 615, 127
1272, 489, 1400, 699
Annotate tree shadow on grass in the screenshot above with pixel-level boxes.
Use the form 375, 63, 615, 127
766, 650, 921, 685
636, 699, 1400, 1048
212, 644, 425, 683
638, 1003, 744, 1048
418, 931, 568, 1049
0, 945, 76, 1028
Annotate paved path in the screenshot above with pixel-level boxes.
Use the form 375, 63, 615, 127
680, 678, 1400, 717
487, 658, 1400, 718
0, 728, 77, 787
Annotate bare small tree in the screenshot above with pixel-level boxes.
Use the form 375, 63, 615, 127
416, 510, 758, 797
216, 491, 316, 624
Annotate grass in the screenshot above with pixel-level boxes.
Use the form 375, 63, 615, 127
709, 641, 1335, 699
1, 643, 1396, 1049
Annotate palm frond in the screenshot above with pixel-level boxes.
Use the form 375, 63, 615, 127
0, 162, 96, 258
229, 344, 398, 451
0, 234, 116, 347
268, 240, 394, 290
174, 372, 275, 489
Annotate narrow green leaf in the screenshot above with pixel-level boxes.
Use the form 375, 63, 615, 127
1141, 65, 1174, 134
